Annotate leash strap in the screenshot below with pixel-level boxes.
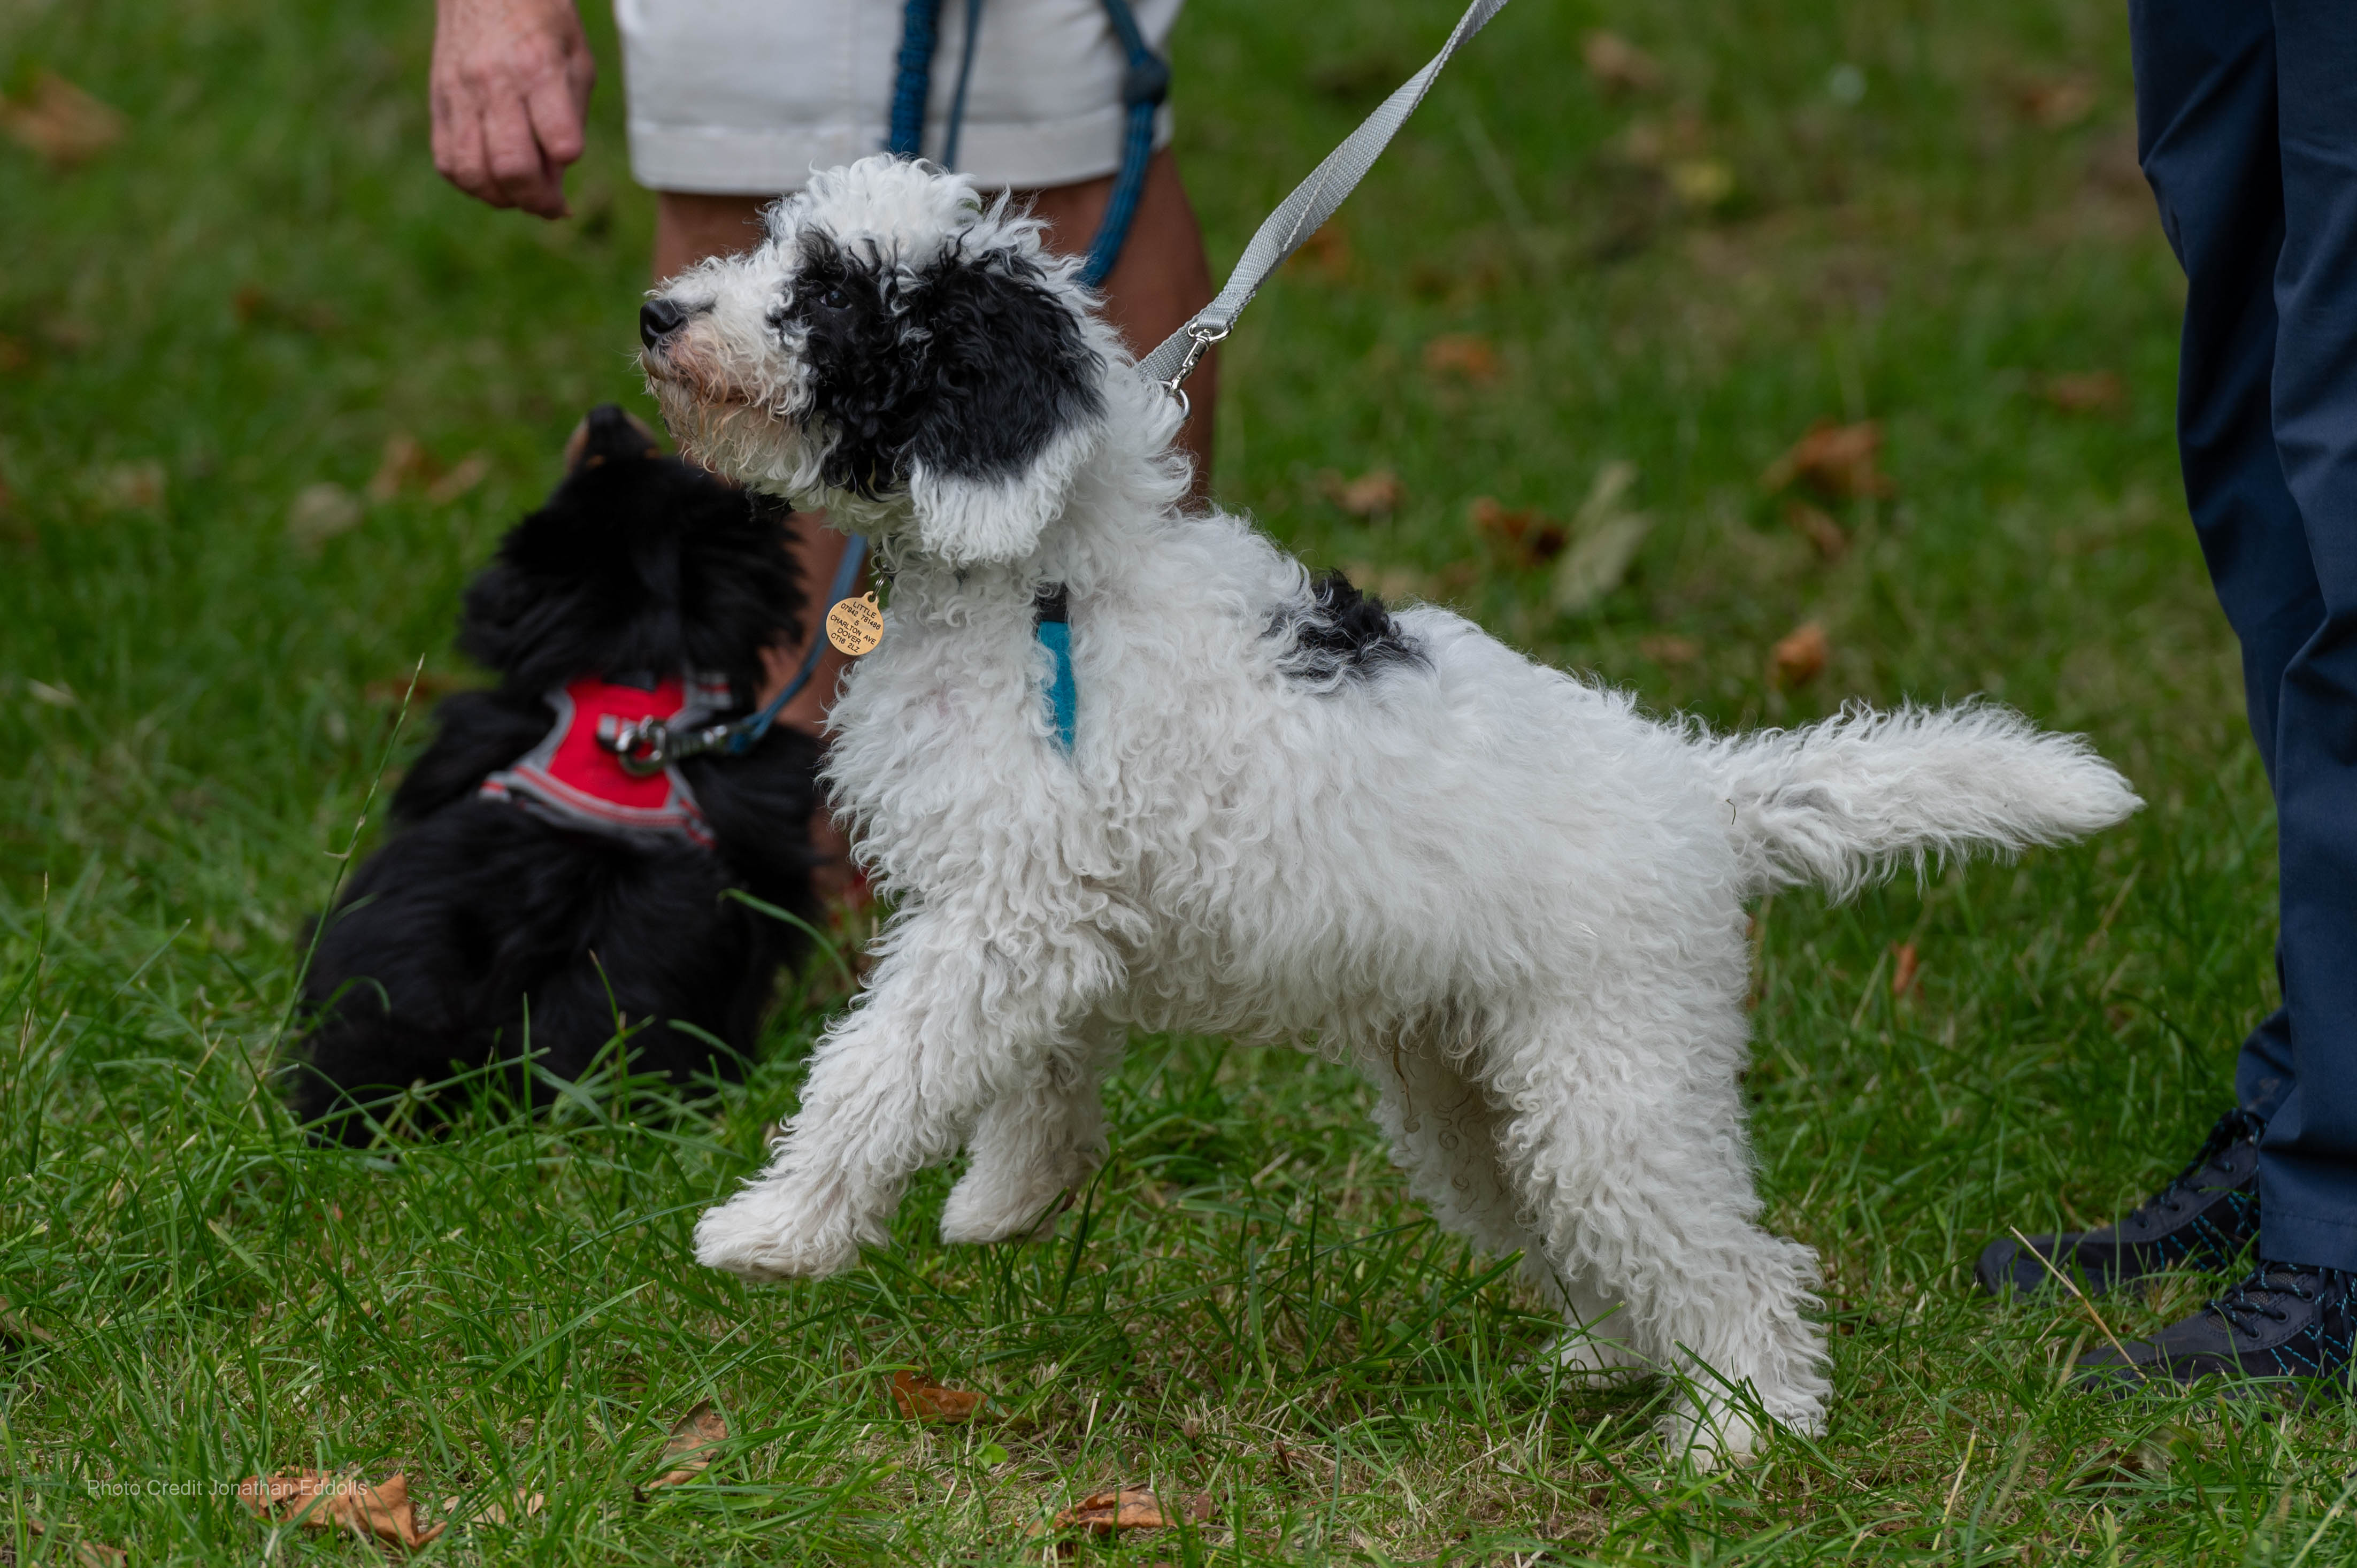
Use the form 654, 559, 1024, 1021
727, 531, 871, 752
1135, 0, 1513, 390
888, 0, 1165, 285
1033, 585, 1078, 752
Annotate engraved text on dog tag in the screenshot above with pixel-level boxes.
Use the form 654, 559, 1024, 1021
825, 592, 884, 657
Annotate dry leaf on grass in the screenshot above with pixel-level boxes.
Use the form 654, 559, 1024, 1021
644, 1400, 729, 1488
1031, 1487, 1215, 1536
1284, 221, 1352, 281
1320, 467, 1402, 518
1667, 158, 1735, 210
2015, 78, 2097, 130
1421, 333, 1498, 382
238, 1470, 444, 1548
1553, 460, 1650, 614
1770, 621, 1829, 687
1468, 497, 1567, 567
2042, 371, 2126, 416
1761, 420, 1894, 501
287, 482, 363, 550
1639, 634, 1700, 666
1, 73, 127, 167
425, 452, 490, 505
890, 1370, 982, 1423
368, 433, 434, 501
25, 1517, 128, 1567
1581, 32, 1663, 94
1783, 501, 1849, 562
1890, 942, 1921, 998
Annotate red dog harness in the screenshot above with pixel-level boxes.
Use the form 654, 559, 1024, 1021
480, 672, 732, 848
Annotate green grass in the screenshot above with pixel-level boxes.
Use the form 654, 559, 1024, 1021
0, 0, 2332, 1560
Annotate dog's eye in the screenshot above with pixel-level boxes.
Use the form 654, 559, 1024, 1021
814, 285, 850, 312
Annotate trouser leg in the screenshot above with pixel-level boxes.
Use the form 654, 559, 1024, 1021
2129, 0, 2320, 1157
2247, 0, 2357, 1273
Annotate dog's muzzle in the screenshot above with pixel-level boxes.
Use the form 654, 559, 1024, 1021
640, 297, 687, 351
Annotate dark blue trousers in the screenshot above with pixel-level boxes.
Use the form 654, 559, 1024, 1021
2131, 0, 2357, 1273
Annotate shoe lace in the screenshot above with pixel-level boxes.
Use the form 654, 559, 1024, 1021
2132, 1107, 2264, 1224
2209, 1264, 2341, 1338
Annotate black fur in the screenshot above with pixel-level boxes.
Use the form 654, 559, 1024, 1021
1275, 571, 1426, 683
773, 232, 1104, 497
291, 406, 824, 1143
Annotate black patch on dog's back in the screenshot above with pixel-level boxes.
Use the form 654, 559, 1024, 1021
1275, 570, 1425, 684
778, 232, 1103, 498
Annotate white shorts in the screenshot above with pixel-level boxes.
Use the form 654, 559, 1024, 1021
615, 0, 1181, 195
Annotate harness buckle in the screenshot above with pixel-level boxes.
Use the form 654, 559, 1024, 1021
596, 714, 674, 777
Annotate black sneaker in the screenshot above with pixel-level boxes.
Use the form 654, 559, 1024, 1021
1974, 1108, 2263, 1296
2075, 1262, 2356, 1398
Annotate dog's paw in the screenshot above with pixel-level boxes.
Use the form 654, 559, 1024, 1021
692, 1188, 864, 1281
939, 1172, 1074, 1247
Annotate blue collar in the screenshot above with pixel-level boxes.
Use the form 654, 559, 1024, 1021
1033, 584, 1077, 752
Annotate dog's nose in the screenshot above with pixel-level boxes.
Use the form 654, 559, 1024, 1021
639, 297, 687, 350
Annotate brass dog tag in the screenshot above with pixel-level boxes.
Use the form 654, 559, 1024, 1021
825, 591, 884, 657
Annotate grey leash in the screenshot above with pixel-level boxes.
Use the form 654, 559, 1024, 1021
1135, 0, 1513, 406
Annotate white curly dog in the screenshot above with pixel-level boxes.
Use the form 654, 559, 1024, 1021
639, 155, 2140, 1461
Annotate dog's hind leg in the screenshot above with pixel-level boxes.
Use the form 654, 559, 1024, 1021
694, 900, 1122, 1280
1481, 988, 1829, 1466
939, 1017, 1122, 1246
1360, 1032, 1646, 1381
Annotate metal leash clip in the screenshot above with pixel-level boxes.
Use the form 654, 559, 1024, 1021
596, 713, 736, 777
1160, 320, 1228, 421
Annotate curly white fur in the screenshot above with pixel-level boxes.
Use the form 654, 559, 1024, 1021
642, 156, 2142, 1463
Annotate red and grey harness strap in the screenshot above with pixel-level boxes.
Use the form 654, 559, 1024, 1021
479, 672, 728, 848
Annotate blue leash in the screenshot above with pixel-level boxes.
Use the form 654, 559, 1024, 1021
887, 0, 1166, 286
731, 531, 871, 752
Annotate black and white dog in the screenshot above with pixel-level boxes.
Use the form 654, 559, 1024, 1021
293, 406, 822, 1141
640, 157, 2139, 1461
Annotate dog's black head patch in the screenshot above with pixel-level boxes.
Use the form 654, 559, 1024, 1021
457, 405, 803, 704
776, 232, 1104, 500
1275, 570, 1427, 685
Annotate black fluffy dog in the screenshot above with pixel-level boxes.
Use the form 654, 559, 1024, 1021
293, 406, 821, 1142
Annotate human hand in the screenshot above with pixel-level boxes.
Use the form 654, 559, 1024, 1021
429, 0, 595, 218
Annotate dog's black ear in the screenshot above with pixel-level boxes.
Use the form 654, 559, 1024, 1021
902, 250, 1104, 563
563, 404, 665, 473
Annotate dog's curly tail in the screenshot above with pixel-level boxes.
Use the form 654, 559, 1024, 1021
1700, 701, 2142, 901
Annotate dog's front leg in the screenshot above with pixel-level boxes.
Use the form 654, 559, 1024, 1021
693, 902, 1115, 1281
939, 1016, 1123, 1245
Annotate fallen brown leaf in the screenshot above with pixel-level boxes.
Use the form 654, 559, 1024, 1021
25, 1518, 127, 1567
2042, 371, 2126, 416
0, 73, 127, 167
2016, 78, 2097, 130
1284, 221, 1352, 281
425, 452, 491, 505
1422, 333, 1498, 383
1770, 621, 1829, 687
0, 334, 27, 372
287, 482, 363, 550
1761, 420, 1893, 501
1468, 496, 1567, 567
1035, 1487, 1215, 1535
890, 1369, 982, 1423
0, 1297, 58, 1350
1321, 467, 1402, 518
1639, 634, 1700, 665
645, 1400, 729, 1488
1783, 500, 1849, 561
1891, 942, 1921, 998
1581, 31, 1663, 94
238, 1470, 444, 1548
368, 433, 435, 501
